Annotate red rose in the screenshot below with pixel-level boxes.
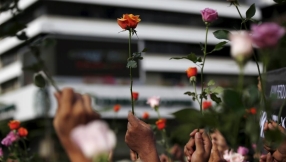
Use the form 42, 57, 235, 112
113, 104, 121, 112
18, 127, 28, 137
202, 101, 212, 110
156, 119, 166, 130
186, 67, 197, 78
8, 120, 20, 130
249, 108, 257, 115
117, 14, 141, 30
132, 92, 139, 101
142, 112, 149, 120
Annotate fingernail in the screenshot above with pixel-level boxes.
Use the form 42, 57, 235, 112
195, 132, 201, 138
187, 156, 190, 160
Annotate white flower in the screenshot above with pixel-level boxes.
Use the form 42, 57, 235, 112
147, 96, 160, 109
71, 120, 116, 159
223, 150, 245, 162
229, 31, 253, 63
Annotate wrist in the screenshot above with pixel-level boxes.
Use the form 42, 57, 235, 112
139, 144, 160, 162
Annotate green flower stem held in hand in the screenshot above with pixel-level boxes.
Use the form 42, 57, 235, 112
200, 23, 210, 115
129, 29, 135, 115
234, 5, 270, 120
156, 109, 170, 159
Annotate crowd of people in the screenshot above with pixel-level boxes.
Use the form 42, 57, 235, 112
52, 87, 286, 162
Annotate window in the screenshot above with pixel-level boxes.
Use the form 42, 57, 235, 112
0, 78, 19, 94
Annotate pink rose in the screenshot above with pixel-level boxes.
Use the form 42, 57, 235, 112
229, 153, 244, 162
229, 31, 253, 62
201, 8, 218, 23
1, 131, 19, 146
71, 120, 116, 159
251, 22, 285, 49
147, 96, 160, 109
237, 146, 249, 156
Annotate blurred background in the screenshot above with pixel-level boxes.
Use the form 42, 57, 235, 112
0, 0, 285, 161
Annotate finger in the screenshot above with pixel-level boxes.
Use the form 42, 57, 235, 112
202, 131, 212, 155
190, 129, 204, 137
60, 88, 75, 113
194, 132, 204, 155
266, 152, 273, 162
127, 112, 139, 127
73, 95, 87, 123
54, 92, 62, 114
264, 122, 269, 131
82, 94, 94, 113
185, 137, 195, 155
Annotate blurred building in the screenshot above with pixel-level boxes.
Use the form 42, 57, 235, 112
0, 0, 272, 160
0, 0, 264, 121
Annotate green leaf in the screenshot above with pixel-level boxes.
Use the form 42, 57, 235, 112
126, 60, 137, 68
207, 80, 215, 86
212, 86, 224, 94
141, 48, 148, 52
33, 73, 46, 88
170, 53, 201, 63
210, 93, 222, 104
211, 41, 227, 52
199, 42, 205, 51
246, 4, 256, 19
172, 108, 202, 123
223, 89, 244, 111
184, 91, 196, 96
213, 30, 230, 40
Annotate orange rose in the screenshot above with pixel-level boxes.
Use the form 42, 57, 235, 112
156, 119, 166, 130
18, 127, 28, 137
113, 104, 121, 112
117, 14, 141, 30
142, 112, 149, 120
202, 101, 212, 110
186, 67, 197, 78
249, 107, 257, 115
8, 120, 20, 130
132, 92, 139, 101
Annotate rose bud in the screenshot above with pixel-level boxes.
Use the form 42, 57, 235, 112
201, 8, 218, 23
142, 112, 150, 120
202, 101, 212, 110
132, 92, 139, 101
8, 120, 21, 130
229, 31, 253, 64
113, 104, 121, 112
156, 119, 166, 130
117, 14, 141, 30
18, 127, 28, 137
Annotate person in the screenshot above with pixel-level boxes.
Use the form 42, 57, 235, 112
159, 144, 185, 162
125, 112, 161, 162
53, 88, 100, 162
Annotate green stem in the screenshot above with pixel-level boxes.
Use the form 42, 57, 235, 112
193, 81, 201, 104
238, 63, 244, 92
278, 99, 286, 124
235, 5, 248, 30
200, 24, 209, 115
129, 29, 135, 114
234, 5, 271, 120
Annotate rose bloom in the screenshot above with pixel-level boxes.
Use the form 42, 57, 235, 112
147, 96, 160, 109
249, 107, 257, 115
251, 22, 285, 49
202, 101, 212, 110
8, 120, 20, 130
201, 8, 218, 23
18, 127, 28, 137
132, 92, 139, 101
142, 112, 149, 120
186, 67, 197, 78
237, 146, 249, 156
223, 150, 244, 162
229, 31, 253, 62
113, 104, 121, 112
156, 119, 166, 130
1, 131, 19, 146
117, 14, 141, 30
71, 120, 116, 159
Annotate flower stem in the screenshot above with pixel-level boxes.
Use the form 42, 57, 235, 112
200, 24, 209, 115
193, 81, 201, 104
129, 29, 135, 114
238, 63, 244, 92
234, 5, 271, 120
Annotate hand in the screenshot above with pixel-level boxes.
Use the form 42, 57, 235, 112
260, 153, 274, 162
170, 144, 185, 162
263, 121, 286, 162
159, 154, 170, 162
184, 129, 212, 162
125, 112, 160, 162
210, 129, 229, 155
53, 88, 100, 162
208, 140, 226, 162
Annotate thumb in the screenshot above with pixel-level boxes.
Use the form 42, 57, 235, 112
128, 112, 139, 126
194, 132, 204, 154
